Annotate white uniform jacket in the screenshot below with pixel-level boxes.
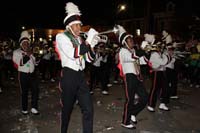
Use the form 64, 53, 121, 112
13, 48, 35, 73
119, 48, 147, 75
56, 32, 94, 71
150, 51, 171, 71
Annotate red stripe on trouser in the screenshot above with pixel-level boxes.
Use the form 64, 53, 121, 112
58, 70, 63, 92
60, 99, 63, 107
58, 81, 62, 92
59, 70, 63, 107
123, 76, 129, 124
149, 71, 157, 106
18, 72, 22, 94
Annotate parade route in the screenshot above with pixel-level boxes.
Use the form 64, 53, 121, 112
0, 78, 200, 133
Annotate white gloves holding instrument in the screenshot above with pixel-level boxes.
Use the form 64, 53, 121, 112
86, 28, 100, 48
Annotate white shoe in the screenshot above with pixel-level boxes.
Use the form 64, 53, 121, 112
195, 85, 200, 88
131, 115, 137, 123
102, 90, 109, 95
31, 108, 39, 115
75, 100, 79, 105
190, 84, 193, 87
170, 96, 179, 99
147, 106, 155, 112
107, 84, 112, 87
121, 123, 135, 129
159, 103, 169, 111
51, 78, 55, 82
10, 77, 14, 80
0, 88, 2, 93
134, 94, 139, 99
21, 110, 28, 115
113, 80, 118, 84
90, 91, 94, 95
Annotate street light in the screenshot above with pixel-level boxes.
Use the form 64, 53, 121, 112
116, 3, 127, 21
136, 29, 141, 36
119, 4, 126, 12
21, 26, 26, 30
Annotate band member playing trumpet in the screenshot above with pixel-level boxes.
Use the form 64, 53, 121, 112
144, 33, 172, 112
13, 30, 40, 115
55, 2, 99, 133
115, 25, 148, 129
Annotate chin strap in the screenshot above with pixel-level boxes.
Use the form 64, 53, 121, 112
68, 26, 79, 38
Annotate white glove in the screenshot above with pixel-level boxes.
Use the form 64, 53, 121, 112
144, 34, 155, 44
86, 28, 99, 48
113, 25, 119, 34
141, 41, 149, 50
90, 35, 100, 48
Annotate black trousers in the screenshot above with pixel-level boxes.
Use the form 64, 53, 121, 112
122, 73, 148, 125
41, 59, 50, 80
60, 67, 93, 133
148, 71, 169, 108
166, 68, 178, 96
18, 72, 39, 111
90, 65, 108, 92
89, 65, 99, 91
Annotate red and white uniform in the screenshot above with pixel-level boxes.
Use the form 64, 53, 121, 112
147, 50, 171, 109
13, 48, 35, 73
119, 47, 148, 125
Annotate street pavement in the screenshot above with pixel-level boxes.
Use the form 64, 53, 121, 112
0, 77, 200, 133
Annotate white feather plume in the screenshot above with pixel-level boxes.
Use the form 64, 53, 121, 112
117, 25, 126, 35
65, 2, 81, 16
19, 31, 30, 42
21, 31, 30, 39
141, 41, 149, 49
144, 33, 155, 44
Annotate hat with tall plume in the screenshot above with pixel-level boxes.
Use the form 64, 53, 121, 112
63, 2, 82, 28
114, 25, 133, 45
19, 30, 31, 46
144, 33, 155, 45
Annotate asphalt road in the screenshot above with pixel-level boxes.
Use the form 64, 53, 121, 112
0, 77, 200, 133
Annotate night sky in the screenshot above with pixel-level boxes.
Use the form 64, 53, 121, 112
0, 0, 116, 32
0, 0, 199, 32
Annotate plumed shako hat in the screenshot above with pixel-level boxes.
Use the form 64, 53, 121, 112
19, 30, 31, 46
63, 2, 82, 28
115, 25, 133, 46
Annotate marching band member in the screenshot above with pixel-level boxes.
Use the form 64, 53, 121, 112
166, 45, 178, 99
12, 31, 39, 115
55, 2, 99, 133
145, 33, 171, 112
163, 31, 179, 99
115, 25, 148, 129
162, 30, 173, 45
89, 47, 109, 95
